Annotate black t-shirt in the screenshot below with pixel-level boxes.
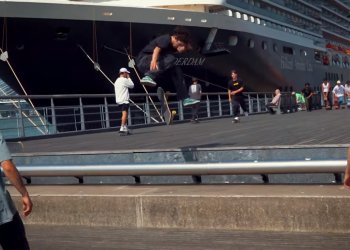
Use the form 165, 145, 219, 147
139, 34, 177, 55
228, 79, 244, 97
302, 87, 312, 97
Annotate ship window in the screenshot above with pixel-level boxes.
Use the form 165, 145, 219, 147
273, 44, 278, 52
256, 18, 261, 25
300, 50, 307, 56
243, 14, 249, 21
235, 12, 241, 19
262, 41, 268, 50
55, 27, 70, 40
228, 36, 238, 46
314, 51, 321, 62
250, 16, 254, 23
283, 46, 294, 55
248, 39, 255, 48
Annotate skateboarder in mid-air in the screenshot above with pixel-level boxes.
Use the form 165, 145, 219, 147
136, 26, 199, 107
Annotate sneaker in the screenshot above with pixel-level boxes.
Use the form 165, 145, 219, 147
183, 98, 200, 106
140, 76, 157, 87
119, 125, 128, 133
232, 117, 240, 123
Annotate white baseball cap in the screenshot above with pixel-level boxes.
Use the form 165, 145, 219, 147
119, 67, 130, 74
336, 80, 341, 84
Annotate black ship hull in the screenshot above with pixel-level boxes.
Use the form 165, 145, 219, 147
0, 16, 349, 96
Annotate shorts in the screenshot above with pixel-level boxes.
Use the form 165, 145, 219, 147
338, 96, 344, 105
118, 103, 129, 112
0, 212, 30, 250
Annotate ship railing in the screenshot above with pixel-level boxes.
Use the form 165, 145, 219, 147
0, 91, 322, 139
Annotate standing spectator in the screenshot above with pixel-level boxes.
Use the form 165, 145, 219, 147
188, 77, 202, 123
0, 132, 32, 250
302, 83, 313, 112
321, 79, 331, 109
344, 147, 350, 189
344, 80, 350, 108
332, 80, 345, 109
114, 67, 134, 134
265, 88, 282, 114
228, 70, 248, 123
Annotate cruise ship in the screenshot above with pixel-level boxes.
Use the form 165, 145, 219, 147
0, 0, 349, 96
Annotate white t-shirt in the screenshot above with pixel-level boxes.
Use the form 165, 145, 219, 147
114, 77, 134, 104
332, 85, 345, 97
322, 82, 330, 92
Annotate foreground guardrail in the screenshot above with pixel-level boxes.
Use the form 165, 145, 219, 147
17, 160, 346, 183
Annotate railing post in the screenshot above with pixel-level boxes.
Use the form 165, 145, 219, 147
104, 97, 110, 128
128, 106, 132, 126
100, 105, 105, 129
178, 101, 184, 120
229, 98, 232, 116
206, 95, 211, 118
145, 97, 151, 124
218, 94, 222, 116
264, 94, 268, 112
257, 94, 261, 112
50, 98, 57, 134
79, 97, 85, 131
17, 100, 25, 137
248, 94, 252, 113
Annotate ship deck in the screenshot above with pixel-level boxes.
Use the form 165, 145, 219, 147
10, 108, 350, 154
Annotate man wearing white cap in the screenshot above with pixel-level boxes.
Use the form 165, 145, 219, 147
332, 80, 345, 109
114, 67, 134, 133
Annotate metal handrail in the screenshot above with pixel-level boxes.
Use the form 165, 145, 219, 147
17, 160, 346, 177
0, 91, 322, 139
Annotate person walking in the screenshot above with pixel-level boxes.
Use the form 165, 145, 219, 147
188, 77, 202, 123
0, 132, 33, 250
114, 67, 134, 134
228, 70, 248, 123
136, 26, 199, 107
332, 80, 345, 109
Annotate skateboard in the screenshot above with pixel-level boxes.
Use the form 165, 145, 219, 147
119, 130, 132, 136
157, 87, 176, 125
232, 117, 240, 123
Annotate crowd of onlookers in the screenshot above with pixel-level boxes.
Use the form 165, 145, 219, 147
266, 79, 350, 114
293, 79, 350, 111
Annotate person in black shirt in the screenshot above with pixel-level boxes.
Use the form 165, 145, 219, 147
227, 70, 248, 122
301, 82, 313, 112
136, 26, 199, 107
